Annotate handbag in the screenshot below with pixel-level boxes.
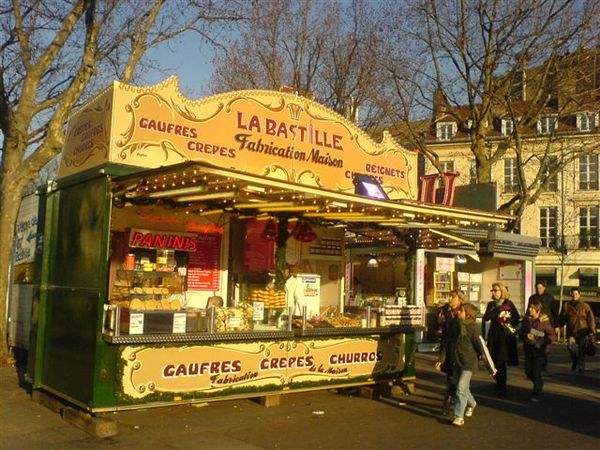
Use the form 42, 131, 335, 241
585, 337, 597, 357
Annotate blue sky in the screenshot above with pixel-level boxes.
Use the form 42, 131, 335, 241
0, 33, 219, 152
141, 33, 217, 99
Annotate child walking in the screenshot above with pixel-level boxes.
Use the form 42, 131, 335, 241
520, 301, 556, 402
434, 290, 465, 415
452, 303, 496, 426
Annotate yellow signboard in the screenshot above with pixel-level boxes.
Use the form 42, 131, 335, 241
120, 336, 404, 401
59, 77, 416, 199
60, 88, 112, 175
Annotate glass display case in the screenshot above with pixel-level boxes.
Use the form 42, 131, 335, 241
110, 269, 185, 311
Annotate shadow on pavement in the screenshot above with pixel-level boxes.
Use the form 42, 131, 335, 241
407, 351, 600, 439
378, 393, 448, 424
10, 348, 32, 394
471, 384, 600, 439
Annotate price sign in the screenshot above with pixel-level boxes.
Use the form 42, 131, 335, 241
188, 233, 221, 291
129, 313, 144, 334
228, 316, 242, 329
172, 313, 187, 333
253, 302, 264, 321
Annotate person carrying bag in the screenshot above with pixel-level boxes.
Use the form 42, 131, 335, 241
483, 282, 520, 397
558, 287, 596, 374
520, 301, 556, 402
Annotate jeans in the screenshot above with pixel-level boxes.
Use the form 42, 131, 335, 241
524, 352, 545, 395
567, 335, 588, 371
453, 369, 476, 419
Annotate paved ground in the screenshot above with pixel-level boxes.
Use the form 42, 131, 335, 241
1, 343, 598, 450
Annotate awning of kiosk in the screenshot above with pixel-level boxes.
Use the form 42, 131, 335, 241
112, 161, 511, 245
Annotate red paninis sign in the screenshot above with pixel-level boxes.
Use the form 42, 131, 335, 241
129, 229, 198, 251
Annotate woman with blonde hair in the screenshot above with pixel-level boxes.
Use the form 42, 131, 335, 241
483, 282, 520, 397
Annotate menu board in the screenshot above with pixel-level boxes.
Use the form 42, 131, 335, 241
243, 219, 275, 271
187, 233, 221, 290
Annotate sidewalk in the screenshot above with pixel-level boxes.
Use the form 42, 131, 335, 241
1, 343, 598, 450
418, 341, 600, 400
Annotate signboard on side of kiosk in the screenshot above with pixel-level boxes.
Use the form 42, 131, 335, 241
119, 336, 404, 402
58, 77, 417, 200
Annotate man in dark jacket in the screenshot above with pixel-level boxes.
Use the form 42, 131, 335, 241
527, 281, 559, 333
558, 287, 596, 374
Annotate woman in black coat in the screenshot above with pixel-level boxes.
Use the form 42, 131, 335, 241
483, 282, 520, 396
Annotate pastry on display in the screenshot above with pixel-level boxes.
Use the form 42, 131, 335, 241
130, 298, 143, 310
250, 289, 286, 308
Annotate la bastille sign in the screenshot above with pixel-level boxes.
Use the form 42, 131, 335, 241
58, 77, 417, 199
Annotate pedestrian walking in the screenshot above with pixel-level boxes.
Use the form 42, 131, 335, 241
558, 287, 596, 374
434, 290, 465, 414
451, 303, 496, 427
527, 281, 559, 332
527, 281, 559, 370
483, 282, 520, 397
520, 301, 556, 402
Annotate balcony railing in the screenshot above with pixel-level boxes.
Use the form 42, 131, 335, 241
540, 233, 600, 252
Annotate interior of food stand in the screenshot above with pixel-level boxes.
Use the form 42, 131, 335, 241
106, 161, 510, 334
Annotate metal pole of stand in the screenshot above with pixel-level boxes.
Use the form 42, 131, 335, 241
366, 305, 371, 328
114, 305, 120, 336
302, 305, 307, 331
287, 306, 293, 331
209, 305, 215, 333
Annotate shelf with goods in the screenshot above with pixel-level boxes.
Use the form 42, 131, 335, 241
110, 269, 185, 311
433, 271, 453, 304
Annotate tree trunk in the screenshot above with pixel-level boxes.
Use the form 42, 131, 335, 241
0, 178, 24, 364
475, 157, 493, 184
471, 134, 492, 183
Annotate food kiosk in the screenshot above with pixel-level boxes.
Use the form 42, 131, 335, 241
30, 78, 510, 411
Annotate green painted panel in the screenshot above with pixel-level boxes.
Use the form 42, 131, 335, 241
48, 179, 107, 288
91, 342, 120, 408
42, 288, 99, 402
403, 332, 417, 378
39, 177, 110, 406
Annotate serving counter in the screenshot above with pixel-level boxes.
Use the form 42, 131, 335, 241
101, 324, 420, 412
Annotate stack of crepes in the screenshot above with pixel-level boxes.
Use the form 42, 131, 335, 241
250, 289, 286, 308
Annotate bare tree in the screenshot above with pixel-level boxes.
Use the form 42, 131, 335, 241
378, 0, 600, 227
209, 0, 390, 130
0, 0, 246, 364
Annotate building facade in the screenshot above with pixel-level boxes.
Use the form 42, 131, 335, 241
413, 48, 600, 303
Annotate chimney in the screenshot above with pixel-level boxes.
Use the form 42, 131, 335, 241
433, 87, 448, 119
